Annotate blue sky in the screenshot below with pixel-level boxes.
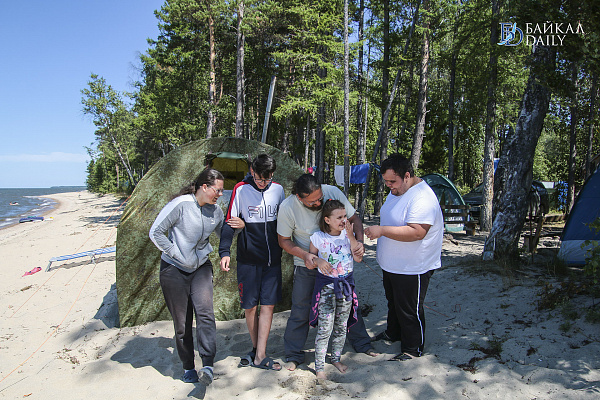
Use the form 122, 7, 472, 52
0, 0, 164, 188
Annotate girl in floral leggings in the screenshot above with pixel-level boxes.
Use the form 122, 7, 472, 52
308, 200, 363, 380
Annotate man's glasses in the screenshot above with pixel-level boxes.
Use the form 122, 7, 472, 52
302, 196, 324, 206
209, 186, 224, 195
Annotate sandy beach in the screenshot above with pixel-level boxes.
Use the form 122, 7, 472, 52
0, 191, 598, 399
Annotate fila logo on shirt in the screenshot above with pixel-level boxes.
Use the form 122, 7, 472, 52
247, 205, 278, 219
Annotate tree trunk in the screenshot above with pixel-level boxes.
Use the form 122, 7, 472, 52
343, 0, 350, 196
314, 36, 327, 183
483, 45, 556, 260
207, 13, 216, 138
375, 0, 390, 214
254, 94, 260, 141
311, 126, 316, 171
294, 123, 302, 165
410, 0, 429, 173
356, 0, 365, 167
355, 0, 366, 209
109, 132, 137, 186
585, 73, 598, 179
358, 0, 421, 219
399, 60, 415, 148
566, 63, 579, 214
481, 0, 500, 232
282, 117, 291, 153
447, 0, 464, 181
316, 101, 326, 183
282, 63, 296, 153
303, 115, 310, 170
235, 0, 245, 138
447, 47, 457, 181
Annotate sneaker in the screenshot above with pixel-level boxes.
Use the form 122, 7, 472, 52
371, 330, 398, 343
182, 369, 199, 383
198, 367, 214, 386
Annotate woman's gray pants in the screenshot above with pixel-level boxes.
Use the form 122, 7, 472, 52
160, 259, 216, 370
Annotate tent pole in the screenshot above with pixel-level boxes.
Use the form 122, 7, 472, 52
262, 75, 277, 143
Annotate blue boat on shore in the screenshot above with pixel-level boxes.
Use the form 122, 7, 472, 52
19, 216, 44, 223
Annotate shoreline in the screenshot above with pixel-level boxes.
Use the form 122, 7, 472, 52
0, 196, 61, 232
0, 190, 78, 231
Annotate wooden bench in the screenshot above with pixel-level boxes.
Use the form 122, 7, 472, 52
441, 204, 476, 235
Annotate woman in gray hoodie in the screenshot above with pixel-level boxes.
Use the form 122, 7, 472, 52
150, 168, 224, 385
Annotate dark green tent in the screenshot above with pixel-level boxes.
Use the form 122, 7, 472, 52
116, 137, 303, 327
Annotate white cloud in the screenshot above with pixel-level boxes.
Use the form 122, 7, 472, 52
0, 152, 89, 163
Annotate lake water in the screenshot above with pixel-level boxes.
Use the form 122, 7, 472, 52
0, 187, 86, 229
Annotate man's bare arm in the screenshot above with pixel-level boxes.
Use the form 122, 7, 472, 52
348, 214, 364, 242
278, 234, 318, 269
365, 223, 431, 242
348, 214, 365, 259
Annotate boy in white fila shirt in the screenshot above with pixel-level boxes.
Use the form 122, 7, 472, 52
219, 154, 285, 371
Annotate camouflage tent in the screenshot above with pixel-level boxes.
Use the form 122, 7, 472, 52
116, 137, 303, 327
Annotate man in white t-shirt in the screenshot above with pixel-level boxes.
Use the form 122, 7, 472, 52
365, 154, 443, 361
277, 174, 378, 370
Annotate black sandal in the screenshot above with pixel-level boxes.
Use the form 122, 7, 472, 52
389, 353, 415, 361
252, 357, 282, 371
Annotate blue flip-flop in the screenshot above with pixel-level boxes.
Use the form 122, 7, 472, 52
198, 367, 213, 386
238, 351, 255, 367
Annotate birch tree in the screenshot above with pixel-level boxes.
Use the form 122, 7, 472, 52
81, 74, 137, 187
235, 0, 245, 138
409, 0, 429, 172
480, 0, 501, 232
483, 45, 556, 260
343, 0, 350, 196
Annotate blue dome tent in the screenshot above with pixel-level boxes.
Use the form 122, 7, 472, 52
558, 164, 600, 265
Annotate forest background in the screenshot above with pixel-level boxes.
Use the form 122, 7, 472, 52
81, 0, 600, 259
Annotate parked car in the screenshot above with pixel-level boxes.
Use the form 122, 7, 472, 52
463, 180, 549, 220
